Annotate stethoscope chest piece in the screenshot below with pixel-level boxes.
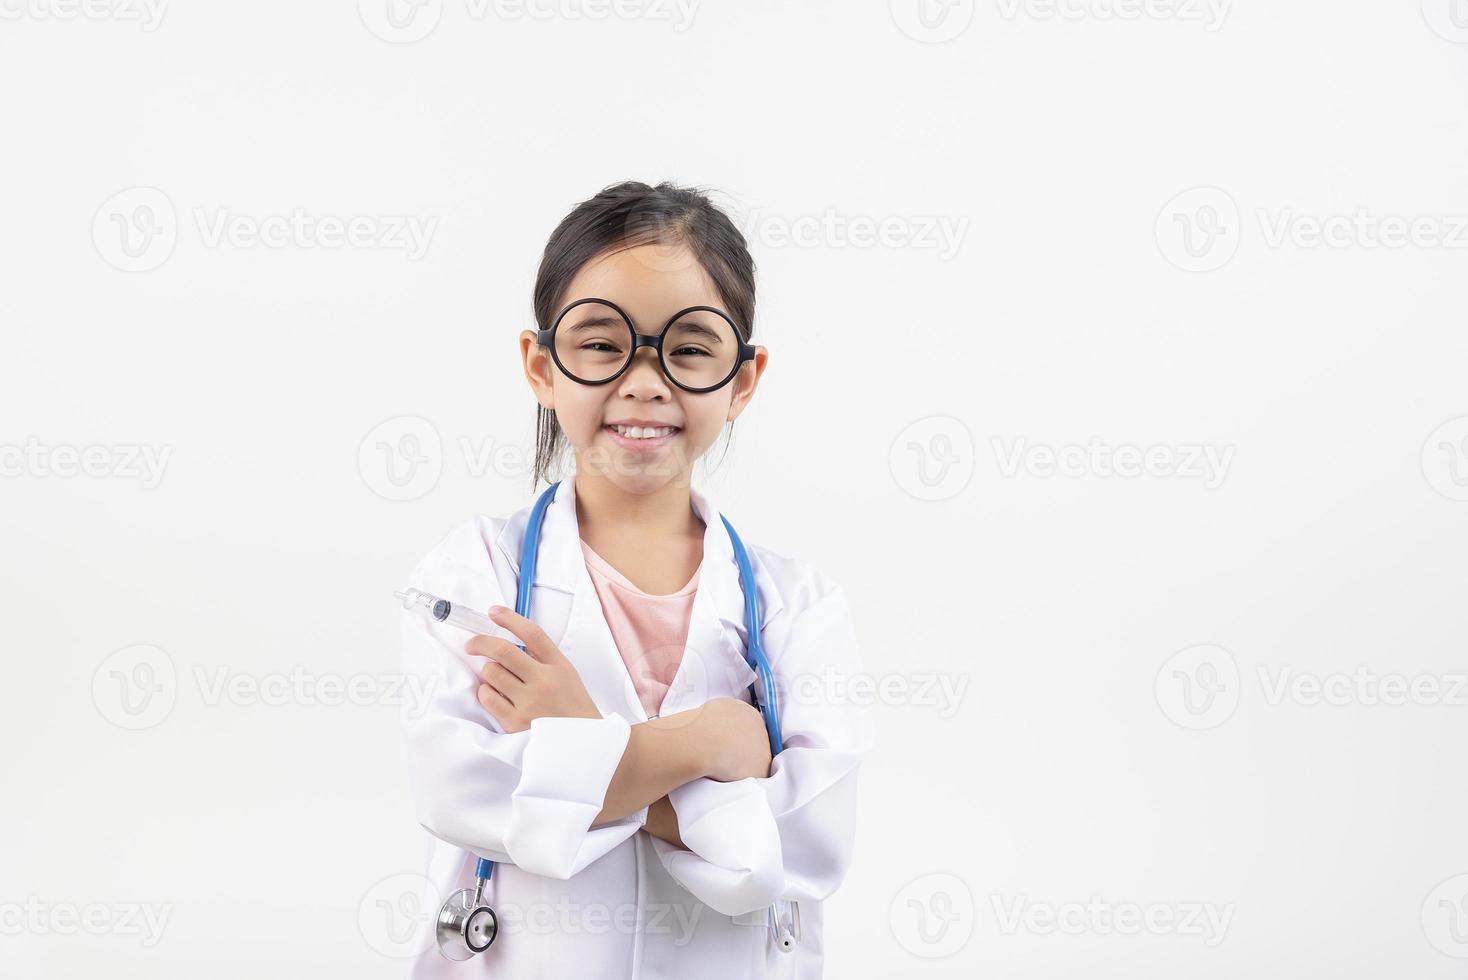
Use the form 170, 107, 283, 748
437, 885, 497, 961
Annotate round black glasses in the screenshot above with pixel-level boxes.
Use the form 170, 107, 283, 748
536, 297, 756, 394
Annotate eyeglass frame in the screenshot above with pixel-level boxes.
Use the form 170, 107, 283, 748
536, 296, 757, 394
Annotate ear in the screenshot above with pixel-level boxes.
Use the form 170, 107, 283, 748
726, 346, 769, 422
520, 330, 556, 409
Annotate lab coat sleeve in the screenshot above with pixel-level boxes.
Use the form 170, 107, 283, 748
649, 578, 877, 916
399, 524, 645, 880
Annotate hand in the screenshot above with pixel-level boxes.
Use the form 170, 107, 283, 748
689, 697, 773, 782
467, 605, 602, 733
643, 796, 686, 850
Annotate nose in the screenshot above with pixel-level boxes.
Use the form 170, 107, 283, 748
616, 346, 672, 398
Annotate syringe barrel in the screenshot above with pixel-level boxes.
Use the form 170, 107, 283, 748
430, 599, 499, 637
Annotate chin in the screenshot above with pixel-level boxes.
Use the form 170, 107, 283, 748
574, 446, 684, 489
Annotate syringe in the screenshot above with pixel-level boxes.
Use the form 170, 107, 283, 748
395, 588, 499, 636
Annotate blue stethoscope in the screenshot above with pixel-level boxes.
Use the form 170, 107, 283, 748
410, 480, 800, 961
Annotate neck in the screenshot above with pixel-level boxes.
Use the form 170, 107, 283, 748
571, 468, 700, 539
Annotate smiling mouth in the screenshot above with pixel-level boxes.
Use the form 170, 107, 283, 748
604, 422, 678, 437
602, 423, 681, 450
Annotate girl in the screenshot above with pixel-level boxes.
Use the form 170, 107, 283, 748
398, 180, 875, 978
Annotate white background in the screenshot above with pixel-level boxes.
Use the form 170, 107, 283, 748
3, 1, 1468, 977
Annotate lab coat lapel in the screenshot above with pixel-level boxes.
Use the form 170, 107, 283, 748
525, 472, 647, 722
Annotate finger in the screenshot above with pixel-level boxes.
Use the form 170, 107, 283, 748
464, 633, 520, 661
487, 606, 560, 664
465, 634, 537, 679
481, 659, 525, 692
489, 639, 540, 679
464, 634, 538, 684
478, 682, 514, 714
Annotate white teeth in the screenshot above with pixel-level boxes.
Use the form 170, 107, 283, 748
609, 425, 677, 439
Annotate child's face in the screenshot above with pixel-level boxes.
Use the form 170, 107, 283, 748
520, 241, 768, 494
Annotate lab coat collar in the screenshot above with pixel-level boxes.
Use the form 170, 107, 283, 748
494, 468, 782, 720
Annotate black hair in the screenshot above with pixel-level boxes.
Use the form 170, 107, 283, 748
529, 180, 757, 488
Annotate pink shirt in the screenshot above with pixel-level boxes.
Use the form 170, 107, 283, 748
579, 538, 700, 719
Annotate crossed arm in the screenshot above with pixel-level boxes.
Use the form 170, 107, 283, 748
404, 572, 873, 914
592, 714, 704, 848
467, 605, 773, 851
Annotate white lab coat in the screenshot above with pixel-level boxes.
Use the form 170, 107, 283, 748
396, 469, 875, 978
